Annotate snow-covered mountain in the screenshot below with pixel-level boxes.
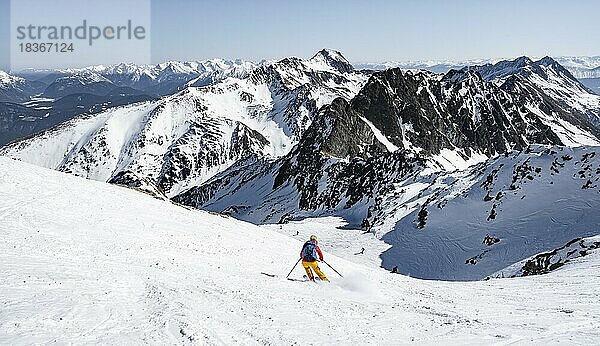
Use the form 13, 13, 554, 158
0, 70, 156, 146
355, 56, 600, 79
1, 49, 368, 196
354, 59, 498, 74
371, 145, 600, 280
177, 56, 600, 204
0, 59, 258, 146
19, 59, 258, 97
0, 70, 46, 103
4, 52, 600, 281
0, 70, 23, 88
173, 57, 600, 280
41, 71, 117, 99
0, 92, 156, 147
492, 235, 600, 278
2, 157, 599, 343
458, 56, 600, 129
553, 56, 600, 78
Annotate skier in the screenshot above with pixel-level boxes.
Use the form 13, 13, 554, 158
300, 235, 329, 282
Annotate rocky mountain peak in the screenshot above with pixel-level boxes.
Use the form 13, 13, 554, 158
315, 98, 386, 159
513, 56, 534, 65
442, 68, 485, 83
309, 48, 354, 74
453, 56, 533, 82
529, 56, 580, 83
537, 56, 560, 67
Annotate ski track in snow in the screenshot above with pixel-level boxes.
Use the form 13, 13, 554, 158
1, 157, 599, 344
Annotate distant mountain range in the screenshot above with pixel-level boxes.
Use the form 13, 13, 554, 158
1, 49, 368, 197
2, 50, 600, 280
0, 59, 261, 145
18, 59, 258, 97
2, 50, 600, 281
354, 56, 600, 78
1, 55, 599, 146
354, 56, 600, 95
0, 70, 46, 103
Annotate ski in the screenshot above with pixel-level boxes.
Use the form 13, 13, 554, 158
260, 272, 310, 282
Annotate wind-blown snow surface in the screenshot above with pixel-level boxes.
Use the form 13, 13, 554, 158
373, 145, 600, 280
2, 158, 600, 344
492, 235, 600, 278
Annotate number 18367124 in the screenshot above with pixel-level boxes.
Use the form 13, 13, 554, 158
19, 42, 75, 53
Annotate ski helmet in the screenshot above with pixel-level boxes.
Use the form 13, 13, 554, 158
310, 235, 317, 241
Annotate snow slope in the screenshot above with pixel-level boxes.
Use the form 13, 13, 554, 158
262, 216, 391, 269
191, 143, 600, 282
373, 145, 600, 280
1, 158, 600, 344
492, 235, 600, 278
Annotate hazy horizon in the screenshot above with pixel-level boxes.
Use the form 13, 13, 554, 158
7, 50, 600, 73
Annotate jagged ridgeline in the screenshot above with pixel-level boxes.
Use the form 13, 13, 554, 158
176, 56, 600, 222
0, 60, 262, 146
1, 49, 369, 197
173, 55, 600, 280
2, 51, 600, 280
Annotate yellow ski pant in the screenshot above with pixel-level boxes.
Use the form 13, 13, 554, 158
302, 260, 329, 281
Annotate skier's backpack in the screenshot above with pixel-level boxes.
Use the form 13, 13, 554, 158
301, 241, 318, 262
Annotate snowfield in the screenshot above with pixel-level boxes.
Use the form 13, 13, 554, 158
1, 157, 599, 344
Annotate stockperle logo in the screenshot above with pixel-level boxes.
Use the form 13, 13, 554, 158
10, 0, 151, 71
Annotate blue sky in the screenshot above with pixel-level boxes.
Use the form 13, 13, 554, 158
151, 0, 600, 63
1, 0, 599, 70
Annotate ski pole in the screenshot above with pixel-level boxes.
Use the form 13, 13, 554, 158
323, 260, 343, 277
286, 258, 302, 278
